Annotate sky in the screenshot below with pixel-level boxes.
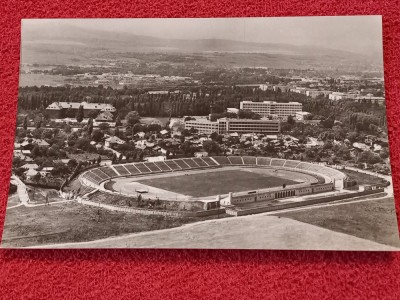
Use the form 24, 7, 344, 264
23, 16, 383, 55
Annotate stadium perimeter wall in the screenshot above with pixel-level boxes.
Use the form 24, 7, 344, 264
225, 188, 385, 216
223, 182, 335, 205
77, 198, 225, 217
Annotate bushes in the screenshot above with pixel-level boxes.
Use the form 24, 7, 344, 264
9, 183, 17, 195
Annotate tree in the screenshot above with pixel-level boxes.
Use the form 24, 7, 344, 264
202, 140, 219, 154
9, 183, 17, 195
91, 129, 104, 142
66, 108, 75, 118
75, 138, 90, 150
88, 110, 98, 119
23, 116, 28, 130
98, 123, 110, 131
33, 173, 41, 184
35, 121, 42, 129
87, 118, 93, 135
97, 156, 102, 164
115, 116, 122, 127
125, 111, 140, 127
31, 145, 41, 158
287, 115, 295, 125
51, 162, 70, 176
64, 123, 72, 134
210, 132, 219, 141
76, 105, 84, 123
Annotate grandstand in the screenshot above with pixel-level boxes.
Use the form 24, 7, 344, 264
256, 157, 271, 166
192, 157, 209, 167
271, 158, 286, 167
135, 163, 152, 173
154, 161, 172, 171
228, 156, 244, 165
144, 162, 161, 172
213, 156, 231, 165
79, 156, 346, 189
99, 167, 118, 178
164, 160, 181, 171
242, 156, 257, 165
113, 165, 130, 176
125, 164, 141, 175
183, 158, 200, 168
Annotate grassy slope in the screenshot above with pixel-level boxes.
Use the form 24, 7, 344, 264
1, 202, 228, 248
274, 198, 400, 247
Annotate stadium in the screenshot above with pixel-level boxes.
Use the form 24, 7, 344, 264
69, 156, 387, 217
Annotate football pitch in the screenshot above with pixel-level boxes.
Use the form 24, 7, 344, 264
137, 169, 299, 197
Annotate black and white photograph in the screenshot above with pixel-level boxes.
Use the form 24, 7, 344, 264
2, 16, 399, 250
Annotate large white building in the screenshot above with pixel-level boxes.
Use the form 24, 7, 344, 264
46, 101, 116, 118
239, 101, 302, 120
185, 117, 280, 135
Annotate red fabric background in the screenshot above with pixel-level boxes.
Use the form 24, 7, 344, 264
1, 1, 400, 299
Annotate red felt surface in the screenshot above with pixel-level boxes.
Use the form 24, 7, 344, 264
1, 0, 400, 299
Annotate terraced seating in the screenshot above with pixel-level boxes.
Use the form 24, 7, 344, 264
125, 164, 140, 174
154, 161, 171, 171
164, 160, 181, 170
212, 156, 231, 165
174, 159, 191, 169
99, 167, 118, 178
256, 157, 271, 166
85, 171, 103, 184
81, 156, 346, 190
92, 169, 109, 180
228, 156, 244, 165
271, 159, 286, 167
144, 162, 161, 172
201, 157, 218, 166
182, 158, 199, 168
113, 165, 130, 176
135, 163, 151, 173
296, 162, 312, 170
192, 158, 208, 167
284, 160, 300, 168
242, 156, 257, 165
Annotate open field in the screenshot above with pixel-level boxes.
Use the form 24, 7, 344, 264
35, 212, 398, 250
26, 187, 61, 204
6, 193, 21, 208
1, 202, 228, 248
274, 197, 400, 247
137, 169, 300, 198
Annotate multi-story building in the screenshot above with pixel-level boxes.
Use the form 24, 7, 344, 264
185, 117, 280, 135
239, 101, 302, 120
46, 102, 116, 118
328, 92, 358, 101
306, 90, 332, 99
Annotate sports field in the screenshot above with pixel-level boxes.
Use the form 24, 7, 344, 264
137, 169, 299, 197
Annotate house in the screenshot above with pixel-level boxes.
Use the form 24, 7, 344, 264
105, 136, 125, 148
96, 111, 114, 122
194, 151, 208, 158
160, 129, 169, 136
25, 169, 39, 181
136, 132, 146, 139
21, 163, 39, 170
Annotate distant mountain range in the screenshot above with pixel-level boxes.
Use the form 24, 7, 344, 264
21, 23, 383, 70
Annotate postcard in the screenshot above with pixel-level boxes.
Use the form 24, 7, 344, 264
1, 16, 399, 250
